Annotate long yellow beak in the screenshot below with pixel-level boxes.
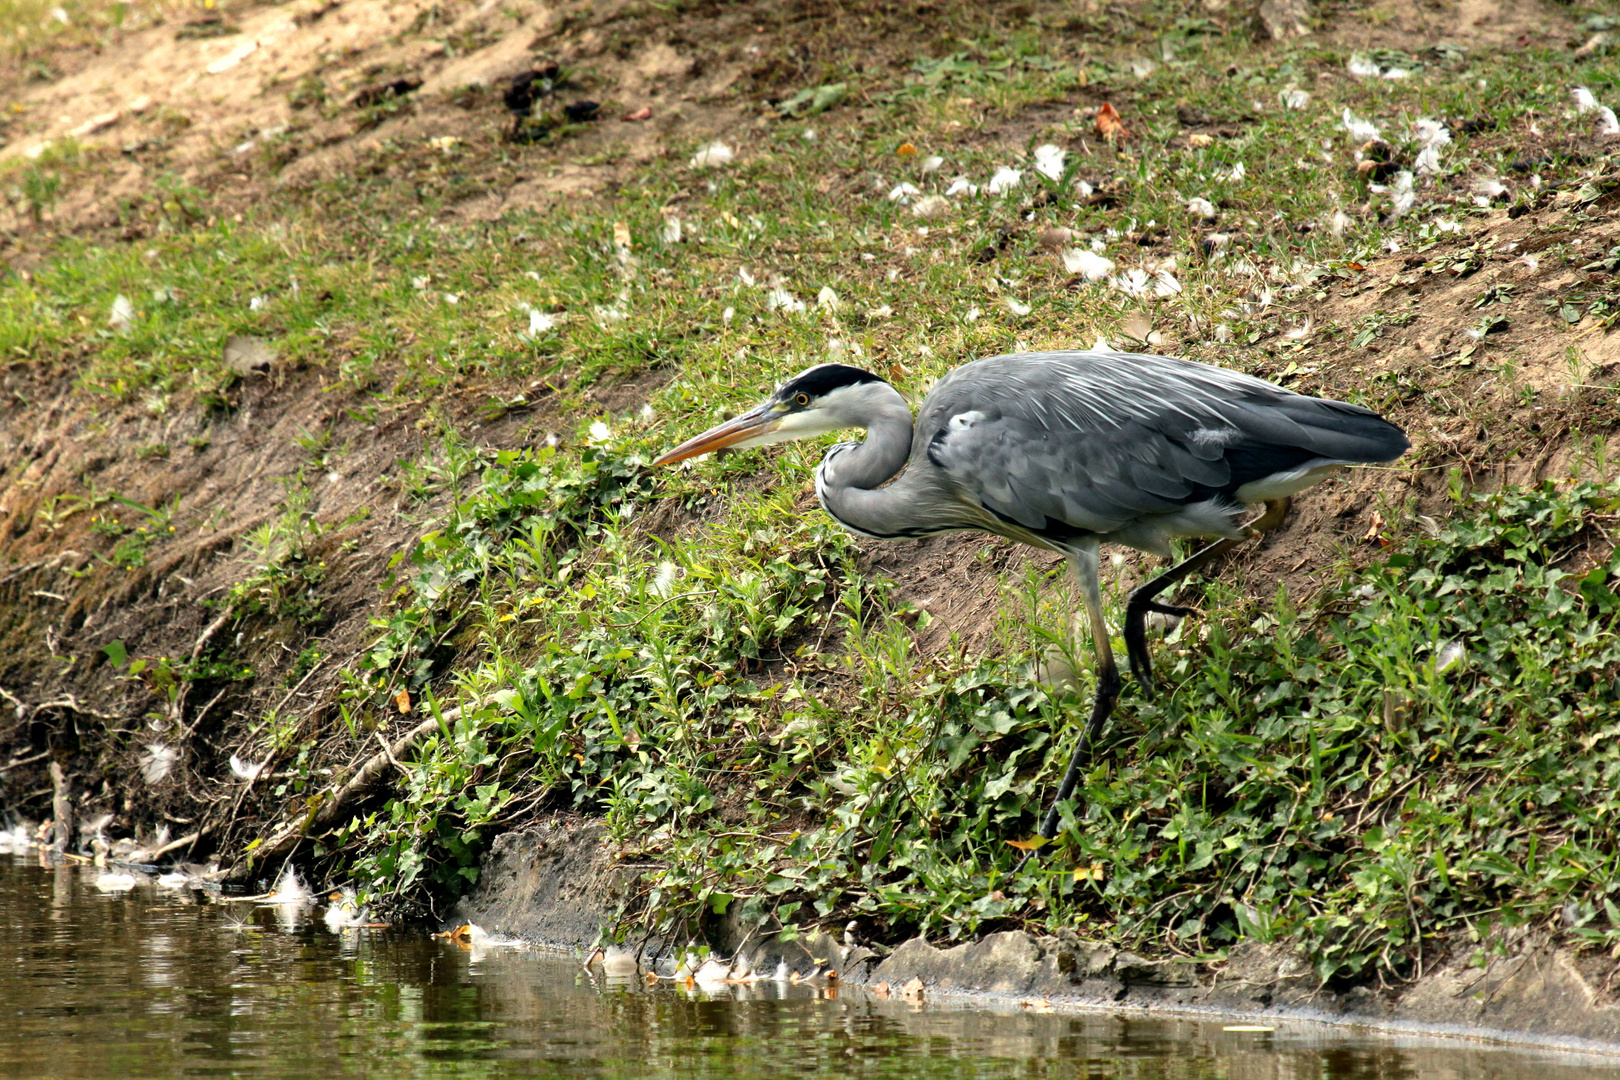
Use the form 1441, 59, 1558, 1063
651, 402, 780, 466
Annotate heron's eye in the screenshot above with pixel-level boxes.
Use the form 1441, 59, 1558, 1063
794, 393, 810, 406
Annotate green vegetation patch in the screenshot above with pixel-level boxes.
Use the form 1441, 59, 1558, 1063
7, 0, 1620, 993
329, 423, 1620, 984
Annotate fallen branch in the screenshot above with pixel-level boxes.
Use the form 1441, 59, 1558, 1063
49, 761, 73, 854
149, 825, 214, 862
171, 609, 235, 727
224, 707, 459, 882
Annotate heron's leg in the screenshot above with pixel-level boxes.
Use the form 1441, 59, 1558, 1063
1036, 544, 1121, 842
1123, 497, 1292, 696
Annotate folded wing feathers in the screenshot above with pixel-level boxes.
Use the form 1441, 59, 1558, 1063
923, 351, 1408, 534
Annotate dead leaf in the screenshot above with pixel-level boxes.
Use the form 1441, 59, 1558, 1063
433, 923, 473, 942
872, 981, 891, 999
1005, 836, 1049, 852
1362, 510, 1385, 543
1188, 133, 1213, 148
622, 106, 652, 121
1096, 102, 1129, 142
1073, 861, 1106, 882
1037, 226, 1075, 250
394, 688, 412, 714
901, 976, 925, 1002
613, 221, 631, 249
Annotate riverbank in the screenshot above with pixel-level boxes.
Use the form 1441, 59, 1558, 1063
5, 0, 1620, 1032
452, 819, 1620, 1050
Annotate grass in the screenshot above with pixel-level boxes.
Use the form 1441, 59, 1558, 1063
6, 0, 1620, 987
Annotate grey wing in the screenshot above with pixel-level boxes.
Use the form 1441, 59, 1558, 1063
918, 350, 1408, 536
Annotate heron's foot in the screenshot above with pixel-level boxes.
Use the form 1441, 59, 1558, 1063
1122, 598, 1197, 697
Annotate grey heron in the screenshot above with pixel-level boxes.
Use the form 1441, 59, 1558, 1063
652, 351, 1409, 843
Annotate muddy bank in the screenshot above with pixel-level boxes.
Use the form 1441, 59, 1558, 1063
453, 819, 1620, 1049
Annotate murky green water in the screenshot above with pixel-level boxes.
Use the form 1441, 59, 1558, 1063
4, 854, 1620, 1080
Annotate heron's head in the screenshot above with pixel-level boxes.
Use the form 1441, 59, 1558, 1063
652, 363, 894, 466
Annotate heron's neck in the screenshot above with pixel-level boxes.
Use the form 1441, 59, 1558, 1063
814, 388, 939, 540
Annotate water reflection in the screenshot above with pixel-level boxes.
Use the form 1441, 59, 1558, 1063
2, 853, 1619, 1080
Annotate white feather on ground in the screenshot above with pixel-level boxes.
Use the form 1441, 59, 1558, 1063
1062, 249, 1115, 280
1032, 143, 1066, 180
109, 294, 135, 332
1341, 108, 1381, 143
139, 743, 177, 785
986, 166, 1022, 194
688, 141, 734, 169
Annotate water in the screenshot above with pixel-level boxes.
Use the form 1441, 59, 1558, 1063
4, 854, 1620, 1079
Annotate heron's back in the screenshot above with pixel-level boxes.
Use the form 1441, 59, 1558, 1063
916, 350, 1408, 553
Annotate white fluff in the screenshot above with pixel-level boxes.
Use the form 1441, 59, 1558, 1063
109, 294, 135, 332
268, 865, 310, 905
1436, 639, 1467, 674
1003, 297, 1031, 317
94, 870, 138, 892
944, 176, 978, 197
1341, 108, 1381, 143
766, 288, 805, 314
1414, 119, 1451, 176
1062, 249, 1115, 280
1032, 143, 1066, 180
323, 888, 370, 931
920, 155, 944, 174
661, 217, 683, 243
1187, 196, 1216, 218
0, 823, 31, 852
139, 743, 176, 785
910, 194, 950, 218
986, 166, 1022, 194
1573, 86, 1600, 112
1113, 268, 1151, 298
651, 561, 681, 598
1278, 87, 1310, 110
229, 754, 265, 782
1153, 270, 1182, 297
886, 181, 920, 203
1347, 55, 1381, 78
689, 141, 734, 169
527, 308, 557, 334
1389, 171, 1415, 218
693, 958, 732, 988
